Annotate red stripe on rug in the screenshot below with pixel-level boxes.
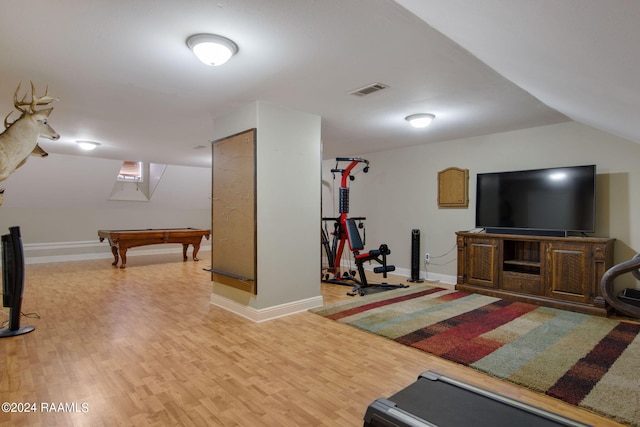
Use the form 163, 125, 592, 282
397, 300, 539, 365
546, 321, 640, 405
444, 336, 506, 365
326, 287, 452, 320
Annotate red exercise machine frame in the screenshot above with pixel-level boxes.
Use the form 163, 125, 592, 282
322, 157, 407, 296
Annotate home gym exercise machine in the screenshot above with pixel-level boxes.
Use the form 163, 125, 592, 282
322, 157, 407, 296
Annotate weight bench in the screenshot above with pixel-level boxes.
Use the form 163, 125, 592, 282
343, 218, 407, 296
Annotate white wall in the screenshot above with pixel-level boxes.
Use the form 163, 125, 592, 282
324, 121, 640, 292
0, 153, 211, 261
6, 119, 636, 299
256, 103, 322, 308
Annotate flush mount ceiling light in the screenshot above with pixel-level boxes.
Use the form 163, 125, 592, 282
405, 113, 435, 128
186, 33, 238, 66
76, 140, 100, 151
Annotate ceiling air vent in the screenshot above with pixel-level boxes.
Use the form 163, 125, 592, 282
348, 82, 389, 97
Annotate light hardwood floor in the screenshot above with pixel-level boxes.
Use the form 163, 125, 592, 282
0, 254, 626, 426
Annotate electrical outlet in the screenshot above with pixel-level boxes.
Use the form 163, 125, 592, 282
425, 253, 430, 263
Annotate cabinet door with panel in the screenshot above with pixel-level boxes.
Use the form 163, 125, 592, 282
543, 242, 593, 304
438, 167, 469, 207
465, 237, 500, 288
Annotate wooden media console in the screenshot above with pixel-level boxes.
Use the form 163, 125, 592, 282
456, 232, 615, 316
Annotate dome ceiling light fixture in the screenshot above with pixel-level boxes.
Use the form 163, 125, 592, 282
405, 113, 435, 128
76, 140, 100, 151
186, 33, 238, 66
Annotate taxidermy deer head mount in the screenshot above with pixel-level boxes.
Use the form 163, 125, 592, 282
0, 81, 60, 205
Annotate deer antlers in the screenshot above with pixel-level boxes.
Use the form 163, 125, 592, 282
4, 81, 58, 129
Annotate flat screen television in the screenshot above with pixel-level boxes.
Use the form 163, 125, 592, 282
475, 165, 596, 237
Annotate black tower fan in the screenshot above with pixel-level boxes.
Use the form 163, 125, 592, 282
408, 229, 424, 283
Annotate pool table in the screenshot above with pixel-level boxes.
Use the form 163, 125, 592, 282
98, 228, 211, 268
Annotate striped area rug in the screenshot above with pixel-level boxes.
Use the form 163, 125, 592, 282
311, 284, 640, 426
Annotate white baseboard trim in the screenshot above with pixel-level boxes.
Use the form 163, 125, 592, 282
210, 293, 324, 323
22, 240, 211, 265
352, 263, 457, 287
25, 240, 105, 251
26, 252, 114, 264
422, 272, 457, 288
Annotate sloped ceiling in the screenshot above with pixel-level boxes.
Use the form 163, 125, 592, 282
0, 1, 634, 168
397, 0, 640, 146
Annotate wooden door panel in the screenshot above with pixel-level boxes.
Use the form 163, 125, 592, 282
211, 129, 257, 294
467, 239, 498, 287
545, 243, 591, 303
